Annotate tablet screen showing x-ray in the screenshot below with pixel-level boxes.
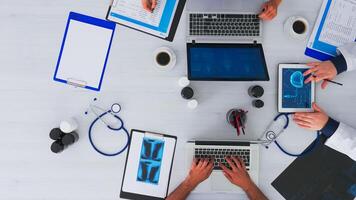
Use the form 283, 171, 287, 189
278, 64, 315, 113
282, 68, 311, 108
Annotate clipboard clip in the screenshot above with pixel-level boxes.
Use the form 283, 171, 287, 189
144, 131, 164, 139
67, 78, 87, 88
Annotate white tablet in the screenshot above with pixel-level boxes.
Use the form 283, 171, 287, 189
278, 64, 315, 113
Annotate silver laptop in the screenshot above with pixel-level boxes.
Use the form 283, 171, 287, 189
186, 140, 260, 194
186, 0, 264, 44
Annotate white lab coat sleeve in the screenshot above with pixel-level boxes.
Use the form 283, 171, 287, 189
325, 122, 356, 161
337, 43, 356, 72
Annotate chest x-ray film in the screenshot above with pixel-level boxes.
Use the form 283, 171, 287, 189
121, 130, 176, 199
137, 138, 165, 184
278, 64, 315, 113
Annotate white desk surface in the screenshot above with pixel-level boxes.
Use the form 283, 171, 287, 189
1, 0, 355, 199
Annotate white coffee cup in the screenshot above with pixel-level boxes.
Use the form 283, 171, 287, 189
284, 16, 309, 40
153, 47, 176, 71
60, 117, 78, 133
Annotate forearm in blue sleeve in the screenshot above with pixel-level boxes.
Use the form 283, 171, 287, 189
320, 117, 340, 138
330, 54, 347, 74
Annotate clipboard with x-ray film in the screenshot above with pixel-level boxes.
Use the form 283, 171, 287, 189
120, 129, 177, 200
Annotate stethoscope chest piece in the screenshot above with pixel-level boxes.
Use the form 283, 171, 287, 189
259, 113, 321, 157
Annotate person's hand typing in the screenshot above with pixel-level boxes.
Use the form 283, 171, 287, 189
141, 0, 157, 12
293, 103, 329, 131
219, 156, 254, 191
304, 61, 338, 89
259, 0, 281, 21
184, 158, 214, 188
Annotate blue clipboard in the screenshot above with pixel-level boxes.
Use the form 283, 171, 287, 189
305, 0, 356, 61
54, 12, 116, 91
305, 0, 335, 61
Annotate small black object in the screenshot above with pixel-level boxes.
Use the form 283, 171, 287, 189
181, 87, 194, 99
51, 140, 65, 153
61, 132, 79, 145
252, 99, 264, 108
49, 128, 65, 140
248, 85, 264, 98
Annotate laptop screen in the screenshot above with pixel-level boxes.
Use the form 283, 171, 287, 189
187, 43, 269, 81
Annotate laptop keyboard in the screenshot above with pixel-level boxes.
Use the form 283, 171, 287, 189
189, 13, 260, 37
194, 148, 250, 170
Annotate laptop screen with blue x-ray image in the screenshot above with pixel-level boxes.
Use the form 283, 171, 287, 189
187, 43, 269, 81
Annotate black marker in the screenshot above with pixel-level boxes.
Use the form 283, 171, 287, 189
312, 75, 343, 86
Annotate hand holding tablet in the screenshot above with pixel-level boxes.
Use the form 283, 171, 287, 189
293, 103, 329, 130
304, 61, 342, 89
278, 64, 315, 113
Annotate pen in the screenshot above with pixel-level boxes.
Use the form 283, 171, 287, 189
234, 114, 240, 136
238, 117, 245, 135
312, 75, 343, 86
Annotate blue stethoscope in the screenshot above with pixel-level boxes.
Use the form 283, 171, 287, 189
262, 113, 321, 157
87, 103, 130, 157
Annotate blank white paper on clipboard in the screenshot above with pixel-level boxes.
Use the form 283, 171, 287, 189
54, 12, 116, 91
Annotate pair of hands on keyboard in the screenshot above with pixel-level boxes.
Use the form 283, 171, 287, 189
166, 157, 268, 200
185, 156, 252, 191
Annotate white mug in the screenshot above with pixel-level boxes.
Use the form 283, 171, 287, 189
284, 16, 309, 40
60, 117, 78, 133
153, 47, 176, 71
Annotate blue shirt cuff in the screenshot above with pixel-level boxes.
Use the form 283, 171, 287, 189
330, 54, 347, 74
320, 117, 340, 138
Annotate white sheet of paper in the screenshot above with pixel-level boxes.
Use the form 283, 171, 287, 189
108, 0, 179, 38
56, 20, 113, 88
122, 131, 176, 198
113, 0, 166, 27
319, 0, 356, 46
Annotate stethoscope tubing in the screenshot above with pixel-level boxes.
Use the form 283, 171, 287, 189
88, 110, 130, 157
272, 113, 321, 157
